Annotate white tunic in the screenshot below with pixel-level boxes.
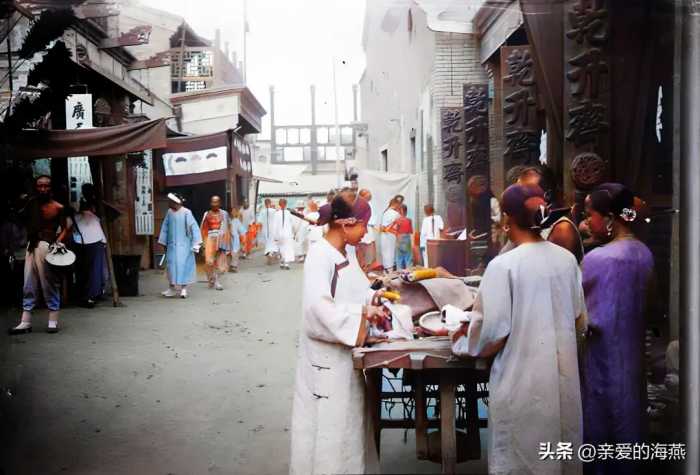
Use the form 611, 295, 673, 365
272, 208, 296, 263
257, 207, 277, 254
294, 214, 309, 257
72, 211, 106, 244
380, 208, 400, 269
419, 214, 444, 248
360, 201, 378, 245
290, 238, 379, 474
420, 214, 444, 267
453, 241, 586, 475
305, 211, 323, 246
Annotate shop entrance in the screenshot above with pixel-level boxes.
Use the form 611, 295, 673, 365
167, 180, 227, 222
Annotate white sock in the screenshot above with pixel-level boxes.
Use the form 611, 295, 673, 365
48, 320, 58, 329
14, 321, 31, 330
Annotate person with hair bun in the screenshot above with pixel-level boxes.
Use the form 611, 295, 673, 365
580, 183, 654, 474
289, 195, 385, 475
452, 184, 587, 474
517, 164, 584, 262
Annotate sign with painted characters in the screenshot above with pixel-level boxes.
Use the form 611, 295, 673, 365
162, 146, 228, 176
65, 94, 94, 209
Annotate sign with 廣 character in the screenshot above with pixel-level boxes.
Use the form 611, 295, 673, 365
65, 94, 94, 210
440, 107, 467, 233
500, 45, 542, 170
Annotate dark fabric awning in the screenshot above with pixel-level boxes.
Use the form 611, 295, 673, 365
11, 118, 168, 160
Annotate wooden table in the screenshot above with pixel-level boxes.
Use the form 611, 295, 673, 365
353, 337, 490, 474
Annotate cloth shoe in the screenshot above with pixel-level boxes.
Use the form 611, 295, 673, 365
8, 321, 32, 335
180, 288, 188, 299
161, 288, 177, 298
47, 322, 60, 334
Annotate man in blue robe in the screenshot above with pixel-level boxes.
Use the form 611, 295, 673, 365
158, 193, 202, 298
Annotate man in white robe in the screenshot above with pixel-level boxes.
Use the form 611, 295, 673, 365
257, 199, 277, 265
452, 240, 587, 475
419, 204, 444, 267
293, 201, 310, 261
380, 201, 401, 272
304, 200, 323, 251
289, 237, 380, 475
158, 193, 202, 299
272, 198, 295, 269
357, 189, 377, 270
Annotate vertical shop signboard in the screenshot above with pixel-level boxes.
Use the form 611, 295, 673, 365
440, 107, 466, 232
564, 0, 611, 216
500, 45, 541, 169
65, 94, 93, 209
134, 150, 154, 235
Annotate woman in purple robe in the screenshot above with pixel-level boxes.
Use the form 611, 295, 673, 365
581, 183, 654, 475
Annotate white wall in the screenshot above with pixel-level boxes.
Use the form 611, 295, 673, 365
360, 1, 435, 177
179, 94, 240, 135
360, 0, 488, 221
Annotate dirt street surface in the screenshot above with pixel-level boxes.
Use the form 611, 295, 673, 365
0, 254, 486, 474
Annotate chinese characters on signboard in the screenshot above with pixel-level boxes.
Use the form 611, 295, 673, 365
463, 84, 490, 179
135, 150, 154, 236
440, 107, 466, 231
564, 0, 610, 182
501, 46, 541, 168
463, 84, 491, 232
65, 94, 94, 209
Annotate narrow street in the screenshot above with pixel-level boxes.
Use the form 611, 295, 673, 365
0, 253, 485, 475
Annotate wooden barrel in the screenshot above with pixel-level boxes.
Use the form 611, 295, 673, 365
426, 239, 469, 276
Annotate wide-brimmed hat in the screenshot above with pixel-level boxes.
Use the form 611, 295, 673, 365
45, 243, 76, 267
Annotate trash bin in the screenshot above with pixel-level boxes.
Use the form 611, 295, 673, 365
112, 255, 141, 297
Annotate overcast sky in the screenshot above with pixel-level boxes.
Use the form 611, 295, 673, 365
141, 0, 367, 138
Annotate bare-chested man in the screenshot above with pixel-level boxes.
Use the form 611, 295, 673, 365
9, 175, 70, 334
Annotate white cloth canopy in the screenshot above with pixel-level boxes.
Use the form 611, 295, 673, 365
453, 241, 587, 475
357, 169, 417, 266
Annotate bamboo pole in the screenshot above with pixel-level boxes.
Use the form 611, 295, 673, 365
95, 160, 120, 307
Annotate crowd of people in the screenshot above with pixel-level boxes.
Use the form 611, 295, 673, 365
3, 167, 656, 474
289, 166, 655, 475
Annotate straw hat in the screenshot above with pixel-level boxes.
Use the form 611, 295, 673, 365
45, 243, 76, 267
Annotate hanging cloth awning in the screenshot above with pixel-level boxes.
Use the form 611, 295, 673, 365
10, 118, 168, 160
159, 129, 230, 187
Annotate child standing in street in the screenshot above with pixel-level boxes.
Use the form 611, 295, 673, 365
393, 204, 414, 270
229, 207, 247, 272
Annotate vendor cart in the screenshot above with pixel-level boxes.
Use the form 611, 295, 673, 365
353, 337, 490, 474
